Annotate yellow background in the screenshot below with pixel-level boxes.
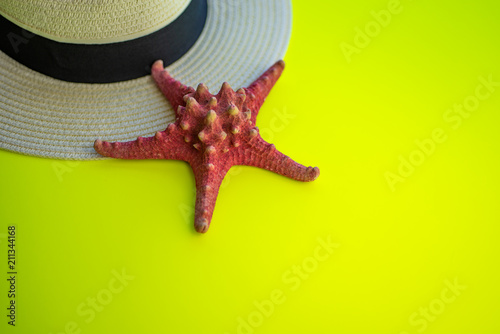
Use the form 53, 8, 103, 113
1, 0, 500, 333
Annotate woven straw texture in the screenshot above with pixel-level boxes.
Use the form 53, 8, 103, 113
0, 0, 292, 160
0, 0, 190, 43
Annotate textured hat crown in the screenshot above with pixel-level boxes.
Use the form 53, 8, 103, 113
0, 0, 190, 44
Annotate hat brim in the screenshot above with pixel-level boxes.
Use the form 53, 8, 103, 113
0, 0, 292, 160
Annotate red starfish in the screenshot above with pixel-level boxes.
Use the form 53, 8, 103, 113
94, 60, 320, 233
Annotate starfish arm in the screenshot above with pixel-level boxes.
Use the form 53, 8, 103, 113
151, 60, 195, 116
94, 130, 185, 160
239, 137, 320, 182
190, 159, 230, 233
244, 60, 285, 122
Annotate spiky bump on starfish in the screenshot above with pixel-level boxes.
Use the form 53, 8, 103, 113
94, 60, 320, 233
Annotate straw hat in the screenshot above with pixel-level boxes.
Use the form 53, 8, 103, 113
0, 0, 292, 159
